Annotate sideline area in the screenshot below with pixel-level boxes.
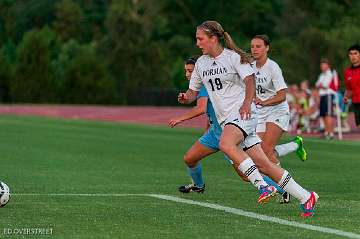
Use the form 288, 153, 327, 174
0, 104, 358, 140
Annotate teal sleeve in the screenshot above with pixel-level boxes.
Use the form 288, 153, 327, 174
198, 86, 209, 99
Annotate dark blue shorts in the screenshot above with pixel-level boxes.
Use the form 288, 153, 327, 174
319, 94, 334, 117
353, 103, 360, 126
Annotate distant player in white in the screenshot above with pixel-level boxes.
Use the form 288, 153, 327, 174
251, 35, 308, 203
178, 21, 318, 217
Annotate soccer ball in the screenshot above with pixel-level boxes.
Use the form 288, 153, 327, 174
0, 181, 10, 207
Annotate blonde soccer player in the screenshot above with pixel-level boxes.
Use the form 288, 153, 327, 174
169, 56, 258, 193
178, 21, 318, 217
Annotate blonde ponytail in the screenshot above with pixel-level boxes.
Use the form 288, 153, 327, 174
197, 21, 252, 64
223, 32, 253, 64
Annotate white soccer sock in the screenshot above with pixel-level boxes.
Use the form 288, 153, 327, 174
274, 142, 298, 157
278, 170, 311, 204
238, 158, 268, 189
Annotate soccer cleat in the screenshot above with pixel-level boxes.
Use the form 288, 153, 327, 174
258, 185, 277, 204
178, 184, 205, 193
294, 136, 307, 161
300, 192, 319, 217
325, 133, 334, 140
279, 192, 291, 204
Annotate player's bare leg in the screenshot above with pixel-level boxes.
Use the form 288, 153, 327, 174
258, 122, 284, 165
179, 141, 216, 193
219, 124, 276, 203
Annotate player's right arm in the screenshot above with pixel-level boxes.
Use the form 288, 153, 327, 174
232, 53, 255, 120
344, 90, 352, 103
343, 70, 352, 103
241, 74, 255, 120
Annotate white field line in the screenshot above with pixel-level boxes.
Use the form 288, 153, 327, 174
14, 193, 360, 239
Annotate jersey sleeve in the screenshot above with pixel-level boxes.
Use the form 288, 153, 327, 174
271, 62, 287, 91
197, 85, 209, 99
231, 53, 255, 80
189, 63, 202, 92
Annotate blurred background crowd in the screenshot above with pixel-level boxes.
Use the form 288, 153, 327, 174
286, 48, 360, 139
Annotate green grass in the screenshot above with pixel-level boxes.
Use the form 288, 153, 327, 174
0, 115, 359, 239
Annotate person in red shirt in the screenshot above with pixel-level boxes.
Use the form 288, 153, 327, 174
344, 44, 360, 129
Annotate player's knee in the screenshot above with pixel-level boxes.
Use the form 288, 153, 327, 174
219, 139, 234, 155
183, 153, 197, 167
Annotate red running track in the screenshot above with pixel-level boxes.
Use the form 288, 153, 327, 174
0, 104, 358, 141
0, 104, 208, 128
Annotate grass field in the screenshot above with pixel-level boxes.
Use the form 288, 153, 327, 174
0, 115, 359, 239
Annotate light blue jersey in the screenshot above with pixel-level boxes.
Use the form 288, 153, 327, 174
198, 86, 232, 164
198, 86, 222, 150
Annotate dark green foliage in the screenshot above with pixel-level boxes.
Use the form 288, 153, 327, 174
53, 0, 84, 42
0, 47, 13, 102
61, 42, 116, 104
0, 0, 359, 104
101, 1, 172, 103
11, 27, 57, 102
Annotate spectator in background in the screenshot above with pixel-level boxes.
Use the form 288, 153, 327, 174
344, 44, 360, 130
315, 58, 336, 139
287, 84, 301, 133
302, 87, 320, 133
297, 80, 310, 132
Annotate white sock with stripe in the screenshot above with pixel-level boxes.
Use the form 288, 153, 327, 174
275, 142, 298, 157
238, 158, 268, 189
278, 170, 311, 204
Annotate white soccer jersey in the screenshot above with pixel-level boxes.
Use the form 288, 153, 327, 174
251, 58, 289, 114
189, 48, 254, 125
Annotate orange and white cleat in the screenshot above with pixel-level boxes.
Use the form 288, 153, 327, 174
300, 192, 319, 217
258, 185, 277, 204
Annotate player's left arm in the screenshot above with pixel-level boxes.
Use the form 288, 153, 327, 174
241, 74, 255, 119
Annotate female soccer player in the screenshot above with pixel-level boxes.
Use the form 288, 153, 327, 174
178, 21, 318, 217
171, 56, 299, 197
169, 56, 254, 193
250, 35, 307, 203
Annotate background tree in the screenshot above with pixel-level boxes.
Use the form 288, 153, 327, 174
11, 27, 58, 102
0, 0, 358, 104
53, 0, 84, 42
61, 42, 116, 104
